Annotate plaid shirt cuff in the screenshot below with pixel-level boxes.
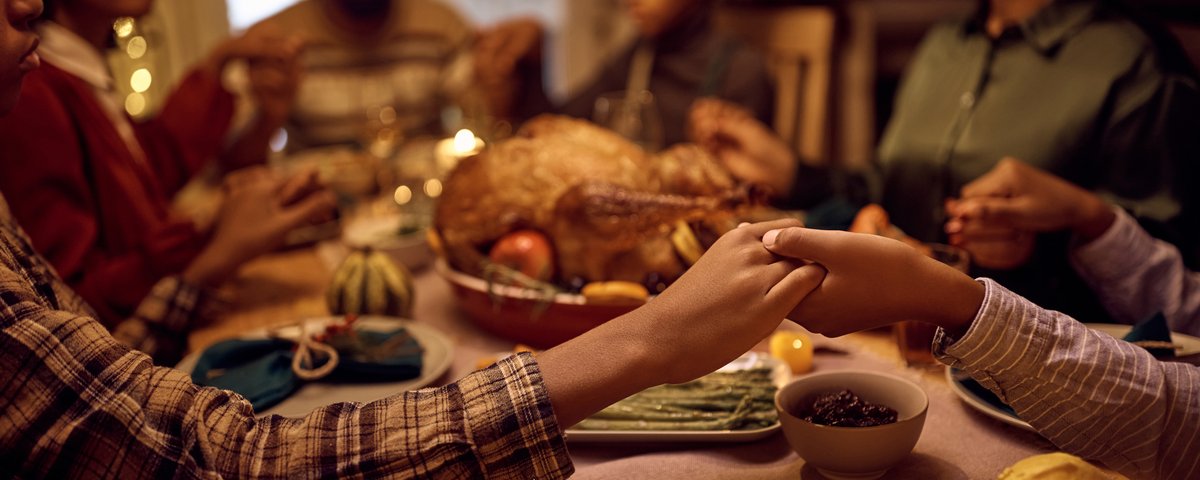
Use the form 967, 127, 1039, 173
110, 276, 224, 364
458, 352, 574, 479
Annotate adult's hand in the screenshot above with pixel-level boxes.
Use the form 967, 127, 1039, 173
208, 24, 305, 170
474, 17, 543, 82
203, 23, 303, 79
472, 18, 543, 119
183, 167, 335, 287
944, 158, 1035, 270
688, 98, 796, 197
946, 158, 1115, 243
538, 219, 826, 426
762, 228, 984, 337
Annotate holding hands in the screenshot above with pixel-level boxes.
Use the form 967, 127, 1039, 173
637, 219, 827, 383
944, 158, 1036, 270
183, 167, 336, 287
472, 18, 544, 119
206, 22, 304, 124
946, 158, 1115, 244
688, 98, 797, 197
759, 160, 1115, 338
762, 228, 984, 337
208, 23, 305, 170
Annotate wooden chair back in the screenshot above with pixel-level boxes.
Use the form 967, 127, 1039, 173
715, 5, 836, 164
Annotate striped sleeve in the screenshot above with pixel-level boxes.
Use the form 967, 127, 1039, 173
934, 279, 1200, 480
1069, 208, 1200, 337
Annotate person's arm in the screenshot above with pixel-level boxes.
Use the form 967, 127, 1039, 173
946, 159, 1200, 335
3, 219, 822, 477
136, 26, 304, 188
0, 291, 573, 478
132, 68, 237, 195
205, 27, 303, 172
472, 17, 552, 122
1087, 55, 1200, 265
686, 98, 866, 210
1070, 208, 1200, 335
0, 74, 208, 327
763, 226, 1200, 479
935, 279, 1200, 480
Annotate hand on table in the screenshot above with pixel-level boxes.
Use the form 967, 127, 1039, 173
184, 167, 336, 287
946, 158, 1115, 243
687, 98, 796, 197
762, 227, 984, 337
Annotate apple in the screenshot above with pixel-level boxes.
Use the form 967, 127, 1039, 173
489, 230, 555, 282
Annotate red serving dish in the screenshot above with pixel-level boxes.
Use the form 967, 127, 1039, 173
435, 260, 644, 348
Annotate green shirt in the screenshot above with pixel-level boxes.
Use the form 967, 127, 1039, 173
876, 0, 1200, 321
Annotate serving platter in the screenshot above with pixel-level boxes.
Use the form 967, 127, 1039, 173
565, 352, 790, 443
437, 260, 645, 348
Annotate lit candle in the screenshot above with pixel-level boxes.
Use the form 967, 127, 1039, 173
435, 129, 485, 173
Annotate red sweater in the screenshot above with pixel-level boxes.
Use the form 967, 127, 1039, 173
0, 62, 234, 326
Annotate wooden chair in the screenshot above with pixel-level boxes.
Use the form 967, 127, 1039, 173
715, 5, 836, 165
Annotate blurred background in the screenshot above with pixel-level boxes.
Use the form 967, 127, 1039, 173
112, 0, 1200, 172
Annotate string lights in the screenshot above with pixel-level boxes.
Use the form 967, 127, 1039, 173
112, 16, 154, 118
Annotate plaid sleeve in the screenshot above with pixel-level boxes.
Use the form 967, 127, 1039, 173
1, 268, 573, 480
109, 275, 224, 365
933, 279, 1200, 479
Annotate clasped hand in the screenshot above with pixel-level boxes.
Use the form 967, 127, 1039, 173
183, 166, 336, 287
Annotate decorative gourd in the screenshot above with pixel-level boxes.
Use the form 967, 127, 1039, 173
327, 249, 415, 318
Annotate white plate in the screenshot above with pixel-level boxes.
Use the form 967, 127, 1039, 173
564, 352, 789, 443
343, 213, 432, 270
177, 316, 453, 418
947, 323, 1200, 432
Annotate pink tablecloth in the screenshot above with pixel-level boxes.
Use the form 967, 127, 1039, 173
404, 267, 1056, 479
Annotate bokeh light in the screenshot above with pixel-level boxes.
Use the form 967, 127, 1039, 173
125, 93, 146, 116
130, 69, 153, 93
126, 36, 147, 59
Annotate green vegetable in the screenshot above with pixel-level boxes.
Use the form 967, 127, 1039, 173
574, 368, 779, 431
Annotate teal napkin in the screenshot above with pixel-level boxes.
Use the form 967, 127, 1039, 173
1123, 313, 1175, 358
191, 328, 423, 411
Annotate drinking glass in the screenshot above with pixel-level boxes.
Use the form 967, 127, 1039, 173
593, 90, 665, 152
894, 243, 970, 369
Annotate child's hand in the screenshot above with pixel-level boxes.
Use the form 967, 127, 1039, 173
763, 228, 984, 337
636, 219, 826, 384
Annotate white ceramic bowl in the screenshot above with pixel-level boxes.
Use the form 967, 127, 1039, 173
343, 214, 432, 271
775, 370, 928, 480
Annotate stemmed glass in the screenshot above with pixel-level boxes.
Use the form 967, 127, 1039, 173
593, 90, 665, 152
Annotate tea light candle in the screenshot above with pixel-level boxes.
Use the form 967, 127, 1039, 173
435, 129, 485, 173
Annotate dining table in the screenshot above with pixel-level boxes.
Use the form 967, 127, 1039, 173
186, 241, 1059, 480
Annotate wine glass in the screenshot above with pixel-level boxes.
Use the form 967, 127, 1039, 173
593, 90, 665, 152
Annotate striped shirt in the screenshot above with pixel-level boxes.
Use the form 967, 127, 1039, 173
1071, 209, 1200, 337
256, 0, 475, 151
0, 196, 573, 478
937, 259, 1200, 478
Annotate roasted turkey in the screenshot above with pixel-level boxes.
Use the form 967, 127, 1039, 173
434, 115, 762, 286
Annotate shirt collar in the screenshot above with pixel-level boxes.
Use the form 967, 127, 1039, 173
36, 21, 114, 91
966, 0, 1100, 56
